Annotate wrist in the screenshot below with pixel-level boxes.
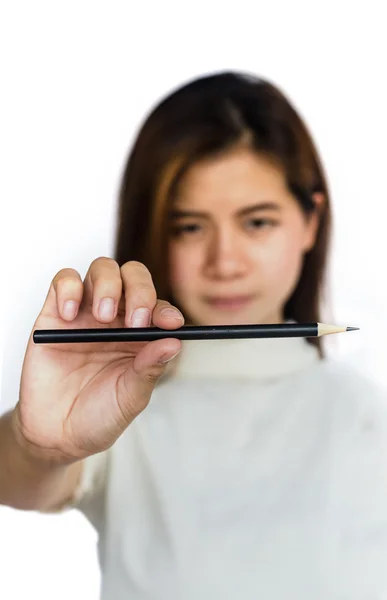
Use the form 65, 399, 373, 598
10, 407, 74, 472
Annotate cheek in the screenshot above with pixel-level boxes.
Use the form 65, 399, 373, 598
255, 226, 307, 287
168, 243, 202, 295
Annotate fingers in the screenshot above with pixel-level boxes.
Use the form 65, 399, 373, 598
119, 261, 177, 328
44, 268, 84, 321
83, 257, 122, 323
151, 299, 185, 329
44, 258, 122, 324
119, 261, 156, 327
116, 337, 182, 421
45, 257, 185, 328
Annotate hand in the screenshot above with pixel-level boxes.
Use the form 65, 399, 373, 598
14, 258, 184, 465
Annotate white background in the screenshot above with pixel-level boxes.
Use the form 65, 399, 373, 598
1, 1, 387, 598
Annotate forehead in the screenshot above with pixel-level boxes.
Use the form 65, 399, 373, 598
175, 147, 291, 211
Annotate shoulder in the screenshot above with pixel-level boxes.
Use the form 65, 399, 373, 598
311, 356, 387, 430
315, 356, 381, 390
315, 356, 384, 396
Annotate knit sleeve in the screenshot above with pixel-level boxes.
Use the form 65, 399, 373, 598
331, 369, 387, 597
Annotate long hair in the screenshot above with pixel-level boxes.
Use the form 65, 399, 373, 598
113, 71, 332, 356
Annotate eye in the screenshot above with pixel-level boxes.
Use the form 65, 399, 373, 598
245, 217, 278, 230
170, 222, 202, 237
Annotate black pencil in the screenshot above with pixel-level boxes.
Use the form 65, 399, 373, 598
33, 322, 359, 344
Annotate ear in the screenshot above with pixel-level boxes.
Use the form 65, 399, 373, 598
303, 192, 325, 252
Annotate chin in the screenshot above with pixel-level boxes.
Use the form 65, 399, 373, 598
197, 308, 266, 326
184, 299, 283, 326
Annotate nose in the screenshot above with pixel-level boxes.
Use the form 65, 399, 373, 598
204, 226, 248, 280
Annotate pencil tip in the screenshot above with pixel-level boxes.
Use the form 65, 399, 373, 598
346, 326, 360, 331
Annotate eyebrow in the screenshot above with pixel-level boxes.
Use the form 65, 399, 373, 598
168, 202, 282, 219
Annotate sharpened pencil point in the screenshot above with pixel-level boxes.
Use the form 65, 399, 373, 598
346, 327, 359, 331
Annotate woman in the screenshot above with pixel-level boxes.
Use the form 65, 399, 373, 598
1, 71, 387, 599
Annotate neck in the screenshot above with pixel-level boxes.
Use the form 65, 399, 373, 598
162, 318, 321, 382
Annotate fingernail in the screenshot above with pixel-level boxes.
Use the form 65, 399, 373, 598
99, 298, 115, 320
63, 300, 78, 320
159, 349, 181, 364
160, 307, 184, 321
131, 307, 151, 328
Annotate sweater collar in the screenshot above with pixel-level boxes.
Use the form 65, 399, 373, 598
173, 323, 321, 381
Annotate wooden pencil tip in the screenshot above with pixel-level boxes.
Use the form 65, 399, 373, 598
317, 323, 359, 336
346, 326, 360, 331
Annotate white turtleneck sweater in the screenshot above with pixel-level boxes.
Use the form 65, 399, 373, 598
71, 335, 387, 600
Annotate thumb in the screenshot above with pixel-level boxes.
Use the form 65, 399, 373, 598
116, 339, 182, 423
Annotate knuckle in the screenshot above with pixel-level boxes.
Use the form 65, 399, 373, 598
134, 284, 157, 305
137, 282, 156, 294
120, 263, 156, 307
156, 299, 172, 309
122, 260, 146, 270
92, 274, 122, 289
120, 260, 151, 279
90, 256, 118, 268
56, 283, 82, 300
116, 376, 150, 422
54, 275, 82, 292
115, 395, 139, 425
54, 268, 80, 282
145, 368, 164, 385
88, 258, 122, 293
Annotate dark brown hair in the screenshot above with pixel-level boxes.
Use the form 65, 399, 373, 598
113, 71, 332, 356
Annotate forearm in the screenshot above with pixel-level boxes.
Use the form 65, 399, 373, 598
0, 410, 82, 512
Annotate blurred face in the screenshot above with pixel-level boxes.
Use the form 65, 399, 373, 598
167, 146, 321, 326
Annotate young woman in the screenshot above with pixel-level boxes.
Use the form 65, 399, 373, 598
2, 71, 387, 600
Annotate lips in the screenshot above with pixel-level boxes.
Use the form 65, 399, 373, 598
205, 295, 254, 310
